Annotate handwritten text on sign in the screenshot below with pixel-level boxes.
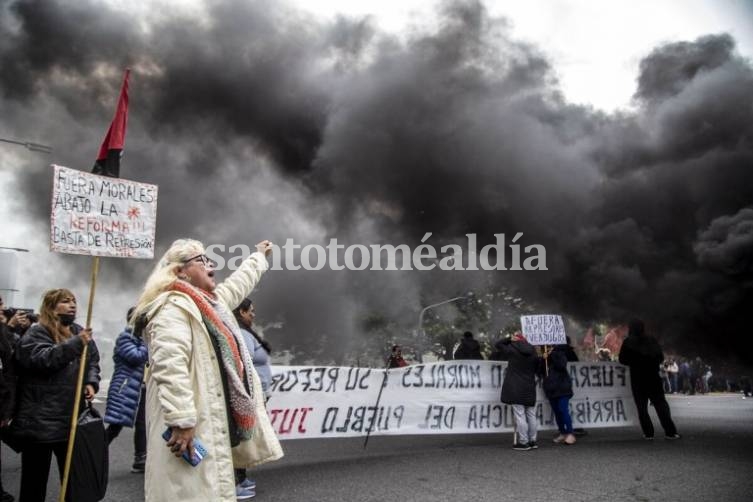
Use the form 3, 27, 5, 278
50, 165, 158, 259
267, 361, 634, 440
521, 314, 566, 345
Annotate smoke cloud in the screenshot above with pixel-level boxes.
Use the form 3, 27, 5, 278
1, 0, 751, 366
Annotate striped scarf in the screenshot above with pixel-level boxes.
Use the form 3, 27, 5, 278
170, 280, 256, 439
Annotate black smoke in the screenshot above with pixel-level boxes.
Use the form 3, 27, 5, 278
1, 0, 751, 366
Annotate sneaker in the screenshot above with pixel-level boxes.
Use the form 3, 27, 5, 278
553, 434, 566, 444
528, 440, 538, 449
1, 490, 15, 502
643, 435, 654, 440
239, 479, 256, 490
665, 433, 681, 440
236, 486, 255, 500
512, 442, 532, 451
564, 434, 576, 445
131, 454, 146, 473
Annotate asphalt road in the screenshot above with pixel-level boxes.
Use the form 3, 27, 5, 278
3, 394, 752, 501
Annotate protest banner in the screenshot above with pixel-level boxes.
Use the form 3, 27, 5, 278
50, 164, 158, 259
267, 360, 634, 440
521, 314, 567, 345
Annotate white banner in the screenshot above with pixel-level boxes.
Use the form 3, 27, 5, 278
521, 314, 566, 345
267, 361, 635, 440
50, 165, 158, 259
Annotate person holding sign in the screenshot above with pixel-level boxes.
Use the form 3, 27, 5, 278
618, 319, 680, 440
497, 332, 538, 451
133, 238, 282, 502
540, 345, 576, 445
7, 289, 101, 502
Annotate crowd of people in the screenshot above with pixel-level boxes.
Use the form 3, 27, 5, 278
0, 239, 748, 500
0, 239, 278, 502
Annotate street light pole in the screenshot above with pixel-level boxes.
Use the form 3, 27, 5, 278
0, 246, 29, 306
0, 137, 53, 154
416, 294, 472, 361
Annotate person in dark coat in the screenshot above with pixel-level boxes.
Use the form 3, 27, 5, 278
453, 331, 484, 360
497, 332, 538, 450
618, 319, 679, 440
539, 345, 576, 445
8, 288, 101, 502
104, 307, 148, 473
0, 299, 21, 502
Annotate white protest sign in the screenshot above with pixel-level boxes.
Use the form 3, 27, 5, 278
267, 361, 634, 440
50, 164, 158, 259
520, 314, 566, 345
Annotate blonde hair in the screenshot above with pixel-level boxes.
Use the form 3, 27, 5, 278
132, 238, 204, 322
39, 288, 76, 343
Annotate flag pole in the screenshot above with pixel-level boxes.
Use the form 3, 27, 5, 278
59, 256, 100, 502
363, 359, 391, 449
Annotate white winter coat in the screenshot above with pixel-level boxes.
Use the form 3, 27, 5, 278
143, 252, 283, 502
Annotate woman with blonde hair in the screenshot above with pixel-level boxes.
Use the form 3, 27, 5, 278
134, 238, 282, 502
9, 288, 100, 502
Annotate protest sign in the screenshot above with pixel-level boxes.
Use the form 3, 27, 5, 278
50, 164, 158, 259
520, 314, 567, 345
267, 360, 634, 440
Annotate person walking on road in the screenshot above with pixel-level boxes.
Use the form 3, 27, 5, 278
618, 319, 680, 440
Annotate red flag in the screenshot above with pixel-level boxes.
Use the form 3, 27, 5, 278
92, 69, 130, 178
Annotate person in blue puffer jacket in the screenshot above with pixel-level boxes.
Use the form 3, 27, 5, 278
104, 307, 149, 473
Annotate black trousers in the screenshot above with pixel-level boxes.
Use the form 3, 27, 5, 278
19, 441, 69, 502
631, 376, 678, 437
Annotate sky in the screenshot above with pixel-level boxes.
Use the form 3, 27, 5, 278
1, 0, 752, 370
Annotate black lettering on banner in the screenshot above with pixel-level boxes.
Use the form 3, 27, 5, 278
367, 369, 379, 389
401, 366, 412, 387
269, 373, 283, 392
603, 366, 614, 387
299, 368, 312, 391
469, 364, 482, 388
419, 405, 455, 430
591, 365, 602, 387
345, 368, 371, 390
351, 406, 365, 431
321, 405, 405, 434
569, 398, 628, 425
466, 404, 505, 429
579, 366, 591, 387
325, 367, 339, 392
310, 367, 325, 391
592, 399, 602, 422
278, 370, 299, 392
490, 364, 503, 388
604, 399, 614, 422
616, 399, 627, 421
412, 365, 425, 387
616, 366, 627, 387
447, 365, 457, 388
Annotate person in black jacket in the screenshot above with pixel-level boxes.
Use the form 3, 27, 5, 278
540, 345, 576, 445
0, 298, 20, 502
453, 331, 484, 360
497, 332, 538, 450
618, 319, 679, 440
8, 289, 101, 502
